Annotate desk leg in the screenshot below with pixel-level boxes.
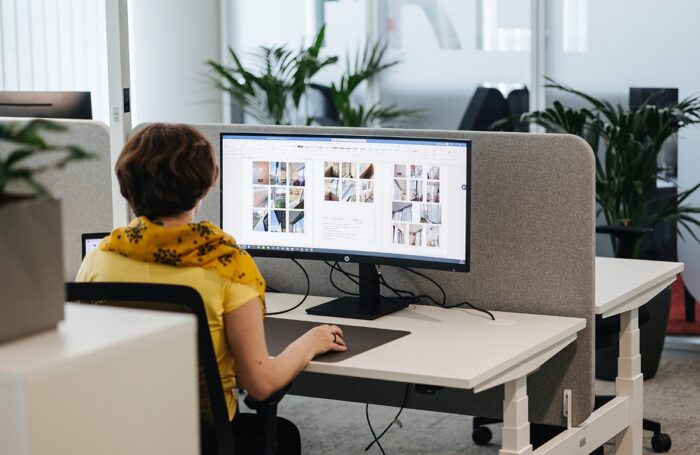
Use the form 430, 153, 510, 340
500, 376, 533, 455
614, 308, 643, 455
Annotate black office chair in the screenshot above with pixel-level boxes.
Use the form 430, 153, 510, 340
65, 282, 294, 455
458, 87, 509, 131
308, 83, 340, 126
505, 88, 530, 132
458, 86, 530, 132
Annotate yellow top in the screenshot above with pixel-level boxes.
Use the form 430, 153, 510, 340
77, 248, 259, 420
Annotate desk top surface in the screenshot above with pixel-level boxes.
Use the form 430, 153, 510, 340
266, 294, 585, 390
595, 257, 683, 315
0, 304, 195, 376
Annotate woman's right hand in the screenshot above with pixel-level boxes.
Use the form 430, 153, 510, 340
300, 324, 347, 359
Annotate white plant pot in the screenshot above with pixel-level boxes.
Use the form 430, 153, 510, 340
0, 198, 64, 344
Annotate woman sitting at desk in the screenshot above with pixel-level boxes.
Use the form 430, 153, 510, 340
77, 123, 346, 454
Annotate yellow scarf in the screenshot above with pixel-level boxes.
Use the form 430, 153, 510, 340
100, 217, 266, 310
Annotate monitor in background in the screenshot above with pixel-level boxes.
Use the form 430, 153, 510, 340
221, 133, 470, 320
0, 91, 92, 119
82, 232, 109, 260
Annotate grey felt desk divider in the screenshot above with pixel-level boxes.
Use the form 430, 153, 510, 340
0, 119, 113, 279
133, 123, 595, 427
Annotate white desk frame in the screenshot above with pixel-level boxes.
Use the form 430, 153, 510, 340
268, 257, 682, 455
266, 296, 585, 455
536, 257, 683, 455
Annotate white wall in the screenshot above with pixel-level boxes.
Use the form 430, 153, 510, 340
127, 0, 222, 125
547, 0, 700, 294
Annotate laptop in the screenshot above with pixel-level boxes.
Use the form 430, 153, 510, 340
81, 232, 110, 259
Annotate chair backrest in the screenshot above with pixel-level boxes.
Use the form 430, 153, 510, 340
458, 86, 509, 131
65, 282, 235, 455
505, 87, 530, 132
308, 83, 339, 125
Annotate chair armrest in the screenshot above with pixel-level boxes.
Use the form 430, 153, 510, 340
243, 382, 293, 412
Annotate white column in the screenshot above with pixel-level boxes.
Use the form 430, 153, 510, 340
365, 0, 381, 126
500, 376, 533, 455
614, 308, 643, 455
529, 0, 546, 117
105, 0, 131, 227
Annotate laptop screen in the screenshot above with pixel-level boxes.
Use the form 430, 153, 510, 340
81, 232, 109, 259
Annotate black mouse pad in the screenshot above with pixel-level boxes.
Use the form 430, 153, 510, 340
264, 317, 411, 363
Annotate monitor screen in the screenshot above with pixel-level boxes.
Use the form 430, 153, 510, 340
82, 233, 109, 259
220, 133, 470, 271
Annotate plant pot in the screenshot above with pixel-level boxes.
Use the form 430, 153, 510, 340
0, 198, 65, 343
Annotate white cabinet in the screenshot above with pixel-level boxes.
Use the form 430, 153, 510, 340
0, 304, 199, 455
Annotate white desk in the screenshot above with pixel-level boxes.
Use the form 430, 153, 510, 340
596, 257, 683, 318
538, 257, 683, 455
0, 304, 199, 455
597, 258, 682, 454
267, 294, 586, 455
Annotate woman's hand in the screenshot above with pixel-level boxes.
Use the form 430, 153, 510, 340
226, 298, 347, 400
299, 324, 347, 359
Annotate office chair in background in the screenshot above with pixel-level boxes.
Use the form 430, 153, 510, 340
65, 282, 295, 455
307, 83, 340, 126
458, 85, 530, 132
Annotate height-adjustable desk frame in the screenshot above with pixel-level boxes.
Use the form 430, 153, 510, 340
266, 295, 585, 455
534, 257, 683, 455
266, 257, 682, 455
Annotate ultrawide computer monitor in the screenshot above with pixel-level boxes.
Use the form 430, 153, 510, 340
221, 132, 470, 319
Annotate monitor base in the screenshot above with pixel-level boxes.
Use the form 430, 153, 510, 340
306, 296, 408, 320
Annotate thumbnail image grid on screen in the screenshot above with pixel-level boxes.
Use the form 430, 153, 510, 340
252, 160, 305, 234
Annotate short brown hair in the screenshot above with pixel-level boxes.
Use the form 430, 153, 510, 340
115, 123, 217, 219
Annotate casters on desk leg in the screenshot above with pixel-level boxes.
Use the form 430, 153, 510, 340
472, 426, 493, 446
651, 432, 671, 453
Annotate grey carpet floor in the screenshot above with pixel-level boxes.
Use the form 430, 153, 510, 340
255, 358, 700, 454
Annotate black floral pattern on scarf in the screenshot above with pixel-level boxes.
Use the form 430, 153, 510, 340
125, 219, 147, 243
153, 248, 182, 266
197, 243, 216, 257
218, 253, 233, 266
190, 222, 215, 240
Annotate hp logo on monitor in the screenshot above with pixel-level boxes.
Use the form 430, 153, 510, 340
344, 256, 350, 262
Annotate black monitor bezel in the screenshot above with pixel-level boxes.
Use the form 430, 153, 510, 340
219, 132, 471, 273
81, 232, 110, 259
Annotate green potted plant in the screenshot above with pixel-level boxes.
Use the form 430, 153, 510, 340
207, 25, 419, 127
0, 119, 92, 343
518, 78, 700, 380
207, 25, 337, 125
518, 78, 700, 255
329, 41, 421, 127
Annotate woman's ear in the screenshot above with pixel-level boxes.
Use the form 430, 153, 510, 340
193, 199, 203, 217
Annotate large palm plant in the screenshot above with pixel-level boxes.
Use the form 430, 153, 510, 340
207, 25, 419, 127
519, 78, 700, 255
207, 26, 337, 125
330, 41, 421, 127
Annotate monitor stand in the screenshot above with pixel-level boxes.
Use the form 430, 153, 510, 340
306, 263, 408, 320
